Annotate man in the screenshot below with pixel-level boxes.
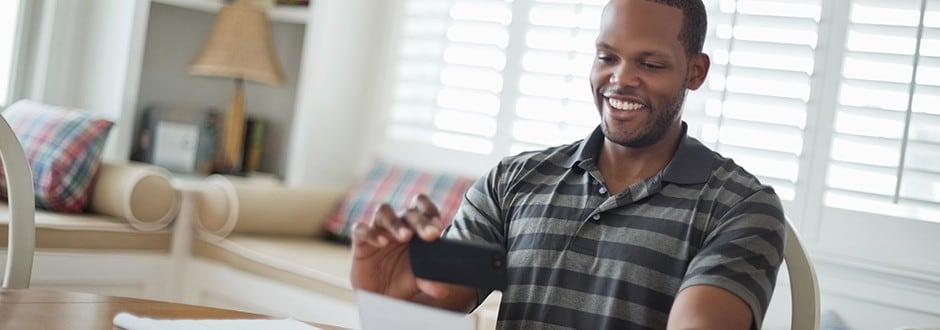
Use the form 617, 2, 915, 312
351, 0, 786, 329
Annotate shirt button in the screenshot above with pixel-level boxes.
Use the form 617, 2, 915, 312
592, 214, 600, 220
599, 187, 607, 194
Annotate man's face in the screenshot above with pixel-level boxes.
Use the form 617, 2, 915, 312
589, 0, 707, 148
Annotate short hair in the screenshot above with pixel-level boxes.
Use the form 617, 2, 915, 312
646, 0, 707, 56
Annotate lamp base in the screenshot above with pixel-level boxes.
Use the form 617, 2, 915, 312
218, 79, 246, 174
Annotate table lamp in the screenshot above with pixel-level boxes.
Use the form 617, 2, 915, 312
189, 0, 284, 173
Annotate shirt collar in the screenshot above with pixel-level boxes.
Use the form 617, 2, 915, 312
565, 122, 713, 184
565, 126, 605, 169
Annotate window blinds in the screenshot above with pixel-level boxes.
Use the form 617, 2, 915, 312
685, 0, 821, 201
385, 0, 940, 216
825, 0, 940, 211
388, 0, 609, 160
387, 0, 513, 155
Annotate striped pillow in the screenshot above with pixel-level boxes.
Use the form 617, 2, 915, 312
324, 162, 474, 242
0, 100, 113, 213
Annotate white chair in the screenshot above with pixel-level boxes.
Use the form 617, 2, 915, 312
784, 218, 820, 330
0, 112, 35, 289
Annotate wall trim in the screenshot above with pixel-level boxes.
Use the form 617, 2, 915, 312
812, 252, 940, 317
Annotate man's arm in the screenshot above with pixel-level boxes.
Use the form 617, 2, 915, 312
670, 187, 787, 329
412, 284, 479, 313
667, 285, 752, 330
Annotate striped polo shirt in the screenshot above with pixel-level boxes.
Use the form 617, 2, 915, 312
443, 123, 786, 329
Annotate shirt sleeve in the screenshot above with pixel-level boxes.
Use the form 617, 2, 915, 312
678, 187, 787, 328
442, 163, 508, 308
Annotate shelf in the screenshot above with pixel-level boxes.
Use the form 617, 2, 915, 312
151, 0, 309, 24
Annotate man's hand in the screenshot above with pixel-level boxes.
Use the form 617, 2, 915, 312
349, 194, 476, 311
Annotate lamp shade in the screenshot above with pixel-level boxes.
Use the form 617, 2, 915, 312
189, 1, 285, 86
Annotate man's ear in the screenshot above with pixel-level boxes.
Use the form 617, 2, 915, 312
687, 53, 710, 90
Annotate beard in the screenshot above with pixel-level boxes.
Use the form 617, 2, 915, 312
600, 84, 686, 148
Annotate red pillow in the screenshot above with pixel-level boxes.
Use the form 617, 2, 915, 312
323, 162, 474, 242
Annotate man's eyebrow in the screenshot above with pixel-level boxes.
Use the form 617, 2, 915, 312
596, 41, 672, 58
639, 50, 672, 58
596, 41, 615, 50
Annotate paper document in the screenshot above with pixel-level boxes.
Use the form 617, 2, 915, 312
112, 312, 322, 330
356, 290, 475, 330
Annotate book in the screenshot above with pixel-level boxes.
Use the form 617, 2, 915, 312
131, 106, 160, 164
241, 117, 268, 173
196, 110, 221, 175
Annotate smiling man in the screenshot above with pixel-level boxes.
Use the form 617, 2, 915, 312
351, 0, 787, 329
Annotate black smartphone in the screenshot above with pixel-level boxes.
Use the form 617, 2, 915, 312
409, 237, 507, 291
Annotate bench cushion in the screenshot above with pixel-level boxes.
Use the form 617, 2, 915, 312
194, 234, 354, 302
0, 205, 171, 251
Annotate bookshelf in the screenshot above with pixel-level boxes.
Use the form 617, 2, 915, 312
41, 0, 383, 187
150, 0, 310, 24
133, 0, 308, 177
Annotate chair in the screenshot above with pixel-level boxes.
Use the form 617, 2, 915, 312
0, 112, 35, 289
784, 218, 821, 330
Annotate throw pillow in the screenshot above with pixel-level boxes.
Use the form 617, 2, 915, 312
323, 162, 475, 242
0, 100, 114, 213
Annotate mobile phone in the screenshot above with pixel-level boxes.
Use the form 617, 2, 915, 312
409, 237, 507, 291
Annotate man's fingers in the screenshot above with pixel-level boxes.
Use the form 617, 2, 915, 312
352, 221, 389, 247
412, 194, 442, 220
354, 203, 406, 247
375, 204, 411, 241
405, 195, 443, 240
356, 197, 443, 245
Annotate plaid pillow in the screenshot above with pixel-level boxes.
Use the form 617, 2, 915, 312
324, 162, 475, 242
0, 100, 114, 213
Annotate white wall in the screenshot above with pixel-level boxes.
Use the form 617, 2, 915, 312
15, 0, 144, 162
285, 0, 390, 188
75, 0, 145, 163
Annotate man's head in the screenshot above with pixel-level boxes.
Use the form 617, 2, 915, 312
589, 0, 709, 149
647, 0, 707, 57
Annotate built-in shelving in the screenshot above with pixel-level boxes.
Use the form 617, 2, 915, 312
151, 0, 309, 24
136, 0, 309, 178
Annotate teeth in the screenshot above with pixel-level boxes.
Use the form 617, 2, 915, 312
608, 98, 643, 111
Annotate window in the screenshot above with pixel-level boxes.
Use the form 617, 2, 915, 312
385, 0, 514, 160
0, 0, 22, 105
685, 0, 821, 202
382, 0, 940, 272
383, 0, 604, 174
824, 0, 940, 220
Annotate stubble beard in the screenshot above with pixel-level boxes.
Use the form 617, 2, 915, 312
601, 85, 687, 148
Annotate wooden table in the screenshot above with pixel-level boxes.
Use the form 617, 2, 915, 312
0, 288, 345, 329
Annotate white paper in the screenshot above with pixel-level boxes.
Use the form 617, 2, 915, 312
112, 312, 322, 330
356, 290, 475, 330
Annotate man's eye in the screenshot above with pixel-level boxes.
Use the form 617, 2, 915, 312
640, 62, 664, 69
596, 55, 614, 62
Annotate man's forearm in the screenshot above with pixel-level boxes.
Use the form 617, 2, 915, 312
411, 284, 478, 313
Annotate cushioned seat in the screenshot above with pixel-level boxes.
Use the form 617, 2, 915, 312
192, 232, 502, 329
194, 234, 355, 302
0, 100, 180, 253
0, 205, 171, 251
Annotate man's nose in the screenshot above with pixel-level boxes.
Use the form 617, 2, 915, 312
609, 66, 640, 88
